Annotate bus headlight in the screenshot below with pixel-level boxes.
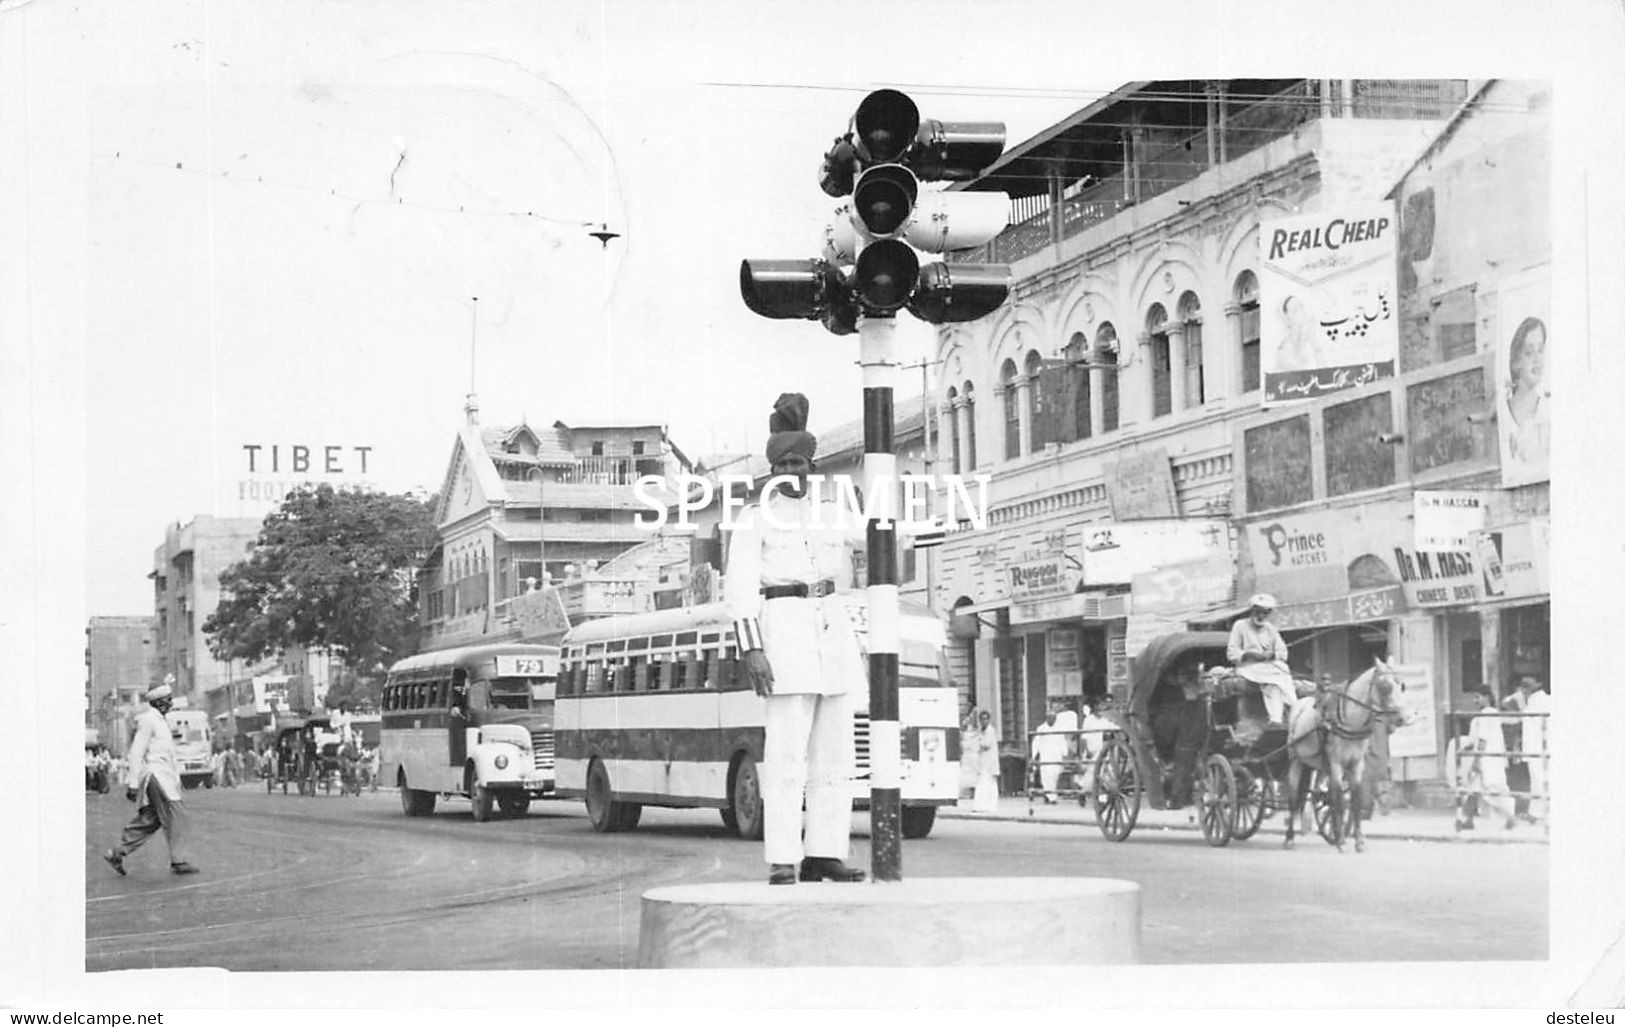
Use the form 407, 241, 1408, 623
494, 754, 509, 770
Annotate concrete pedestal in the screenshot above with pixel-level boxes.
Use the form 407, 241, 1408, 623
637, 876, 1140, 968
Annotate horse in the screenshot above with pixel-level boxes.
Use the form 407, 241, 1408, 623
1281, 659, 1410, 853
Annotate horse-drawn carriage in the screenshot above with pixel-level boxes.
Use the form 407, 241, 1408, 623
1085, 632, 1402, 850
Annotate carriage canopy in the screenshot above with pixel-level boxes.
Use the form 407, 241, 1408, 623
1127, 632, 1232, 718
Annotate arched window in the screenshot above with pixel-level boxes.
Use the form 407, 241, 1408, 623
1147, 304, 1172, 419
1064, 332, 1092, 443
945, 386, 962, 474
963, 382, 978, 469
1235, 271, 1261, 393
1024, 350, 1046, 451
1179, 290, 1205, 408
1096, 323, 1120, 433
1000, 359, 1021, 460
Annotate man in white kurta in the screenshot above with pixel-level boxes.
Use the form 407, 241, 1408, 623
105, 680, 199, 876
726, 392, 867, 885
1509, 675, 1550, 822
1227, 593, 1297, 724
1029, 709, 1069, 803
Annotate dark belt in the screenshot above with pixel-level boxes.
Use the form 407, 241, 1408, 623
761, 579, 836, 600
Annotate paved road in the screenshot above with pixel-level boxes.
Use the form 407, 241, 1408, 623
85, 785, 1547, 970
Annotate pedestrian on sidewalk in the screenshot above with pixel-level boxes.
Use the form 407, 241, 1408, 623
1504, 674, 1550, 823
1030, 706, 1068, 804
970, 710, 1001, 812
1461, 687, 1516, 831
104, 679, 200, 877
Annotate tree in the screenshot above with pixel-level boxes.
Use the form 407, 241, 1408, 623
205, 484, 438, 674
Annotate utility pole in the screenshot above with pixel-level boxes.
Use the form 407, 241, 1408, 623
739, 89, 1010, 882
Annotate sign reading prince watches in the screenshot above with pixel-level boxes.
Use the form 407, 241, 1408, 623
1258, 202, 1399, 404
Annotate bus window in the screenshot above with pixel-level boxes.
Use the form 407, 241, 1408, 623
613, 665, 631, 692
718, 654, 741, 692
648, 659, 665, 692
684, 655, 703, 690
487, 677, 532, 711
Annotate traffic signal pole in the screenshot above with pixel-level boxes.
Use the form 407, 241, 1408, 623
858, 313, 903, 883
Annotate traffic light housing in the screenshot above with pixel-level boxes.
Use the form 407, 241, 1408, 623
749, 88, 1014, 332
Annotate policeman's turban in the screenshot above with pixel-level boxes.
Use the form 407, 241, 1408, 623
764, 392, 817, 465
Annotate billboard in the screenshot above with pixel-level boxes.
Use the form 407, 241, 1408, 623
1258, 203, 1400, 403
1494, 268, 1551, 486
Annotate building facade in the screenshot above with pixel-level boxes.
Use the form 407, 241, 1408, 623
926, 79, 1544, 795
149, 515, 261, 719
84, 615, 159, 756
417, 401, 694, 652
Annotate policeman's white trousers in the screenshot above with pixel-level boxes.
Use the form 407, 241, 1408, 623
762, 691, 854, 866
1036, 763, 1061, 801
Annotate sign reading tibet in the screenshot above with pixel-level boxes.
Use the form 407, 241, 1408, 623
1258, 202, 1399, 404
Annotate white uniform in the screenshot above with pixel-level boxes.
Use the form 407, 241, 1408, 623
725, 490, 865, 865
1519, 689, 1550, 819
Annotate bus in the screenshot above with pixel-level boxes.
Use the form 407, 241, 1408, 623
164, 707, 215, 790
554, 594, 961, 839
379, 642, 560, 821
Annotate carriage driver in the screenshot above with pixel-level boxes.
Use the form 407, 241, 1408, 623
1226, 593, 1298, 726
726, 392, 867, 886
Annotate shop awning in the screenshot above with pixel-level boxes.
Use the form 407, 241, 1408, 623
1272, 585, 1408, 632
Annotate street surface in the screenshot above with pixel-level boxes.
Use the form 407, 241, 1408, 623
85, 784, 1547, 971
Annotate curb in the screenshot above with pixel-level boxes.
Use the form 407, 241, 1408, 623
935, 807, 1549, 846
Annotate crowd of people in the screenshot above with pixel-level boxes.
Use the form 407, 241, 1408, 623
1454, 674, 1551, 831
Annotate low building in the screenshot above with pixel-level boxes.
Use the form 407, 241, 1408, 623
415, 398, 694, 652
84, 615, 159, 756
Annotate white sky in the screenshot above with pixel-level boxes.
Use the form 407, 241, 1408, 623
6, 0, 1625, 1011
77, 0, 1108, 614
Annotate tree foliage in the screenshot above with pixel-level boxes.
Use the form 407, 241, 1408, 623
204, 485, 438, 673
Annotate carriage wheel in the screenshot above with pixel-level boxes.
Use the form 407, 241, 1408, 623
1231, 766, 1268, 842
1091, 736, 1141, 842
1198, 754, 1237, 848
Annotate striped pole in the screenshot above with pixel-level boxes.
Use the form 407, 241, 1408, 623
858, 314, 903, 882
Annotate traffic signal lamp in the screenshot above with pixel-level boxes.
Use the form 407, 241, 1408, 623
738, 258, 858, 335
749, 88, 1014, 332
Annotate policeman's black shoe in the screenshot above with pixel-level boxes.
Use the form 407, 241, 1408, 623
170, 863, 200, 876
768, 864, 797, 886
799, 857, 865, 883
103, 850, 125, 877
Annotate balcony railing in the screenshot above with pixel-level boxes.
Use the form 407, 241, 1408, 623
557, 456, 666, 485
953, 80, 1463, 267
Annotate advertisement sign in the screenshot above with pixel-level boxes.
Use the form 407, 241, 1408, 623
1130, 553, 1234, 615
1124, 612, 1185, 658
228, 439, 379, 517
1259, 202, 1399, 403
1471, 517, 1550, 600
252, 675, 290, 714
1008, 557, 1070, 602
1083, 519, 1228, 587
1414, 491, 1490, 551
1103, 448, 1179, 521
1385, 663, 1438, 759
1495, 269, 1551, 487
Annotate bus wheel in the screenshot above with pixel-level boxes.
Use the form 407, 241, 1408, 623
468, 771, 494, 823
497, 794, 531, 818
901, 805, 938, 839
399, 775, 435, 817
729, 754, 765, 841
586, 758, 625, 833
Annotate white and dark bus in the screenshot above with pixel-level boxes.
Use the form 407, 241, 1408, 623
380, 643, 559, 821
554, 594, 961, 839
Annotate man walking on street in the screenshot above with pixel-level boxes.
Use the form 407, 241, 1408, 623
726, 392, 867, 886
104, 678, 200, 877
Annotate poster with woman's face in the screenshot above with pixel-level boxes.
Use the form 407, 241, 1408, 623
1496, 270, 1551, 486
